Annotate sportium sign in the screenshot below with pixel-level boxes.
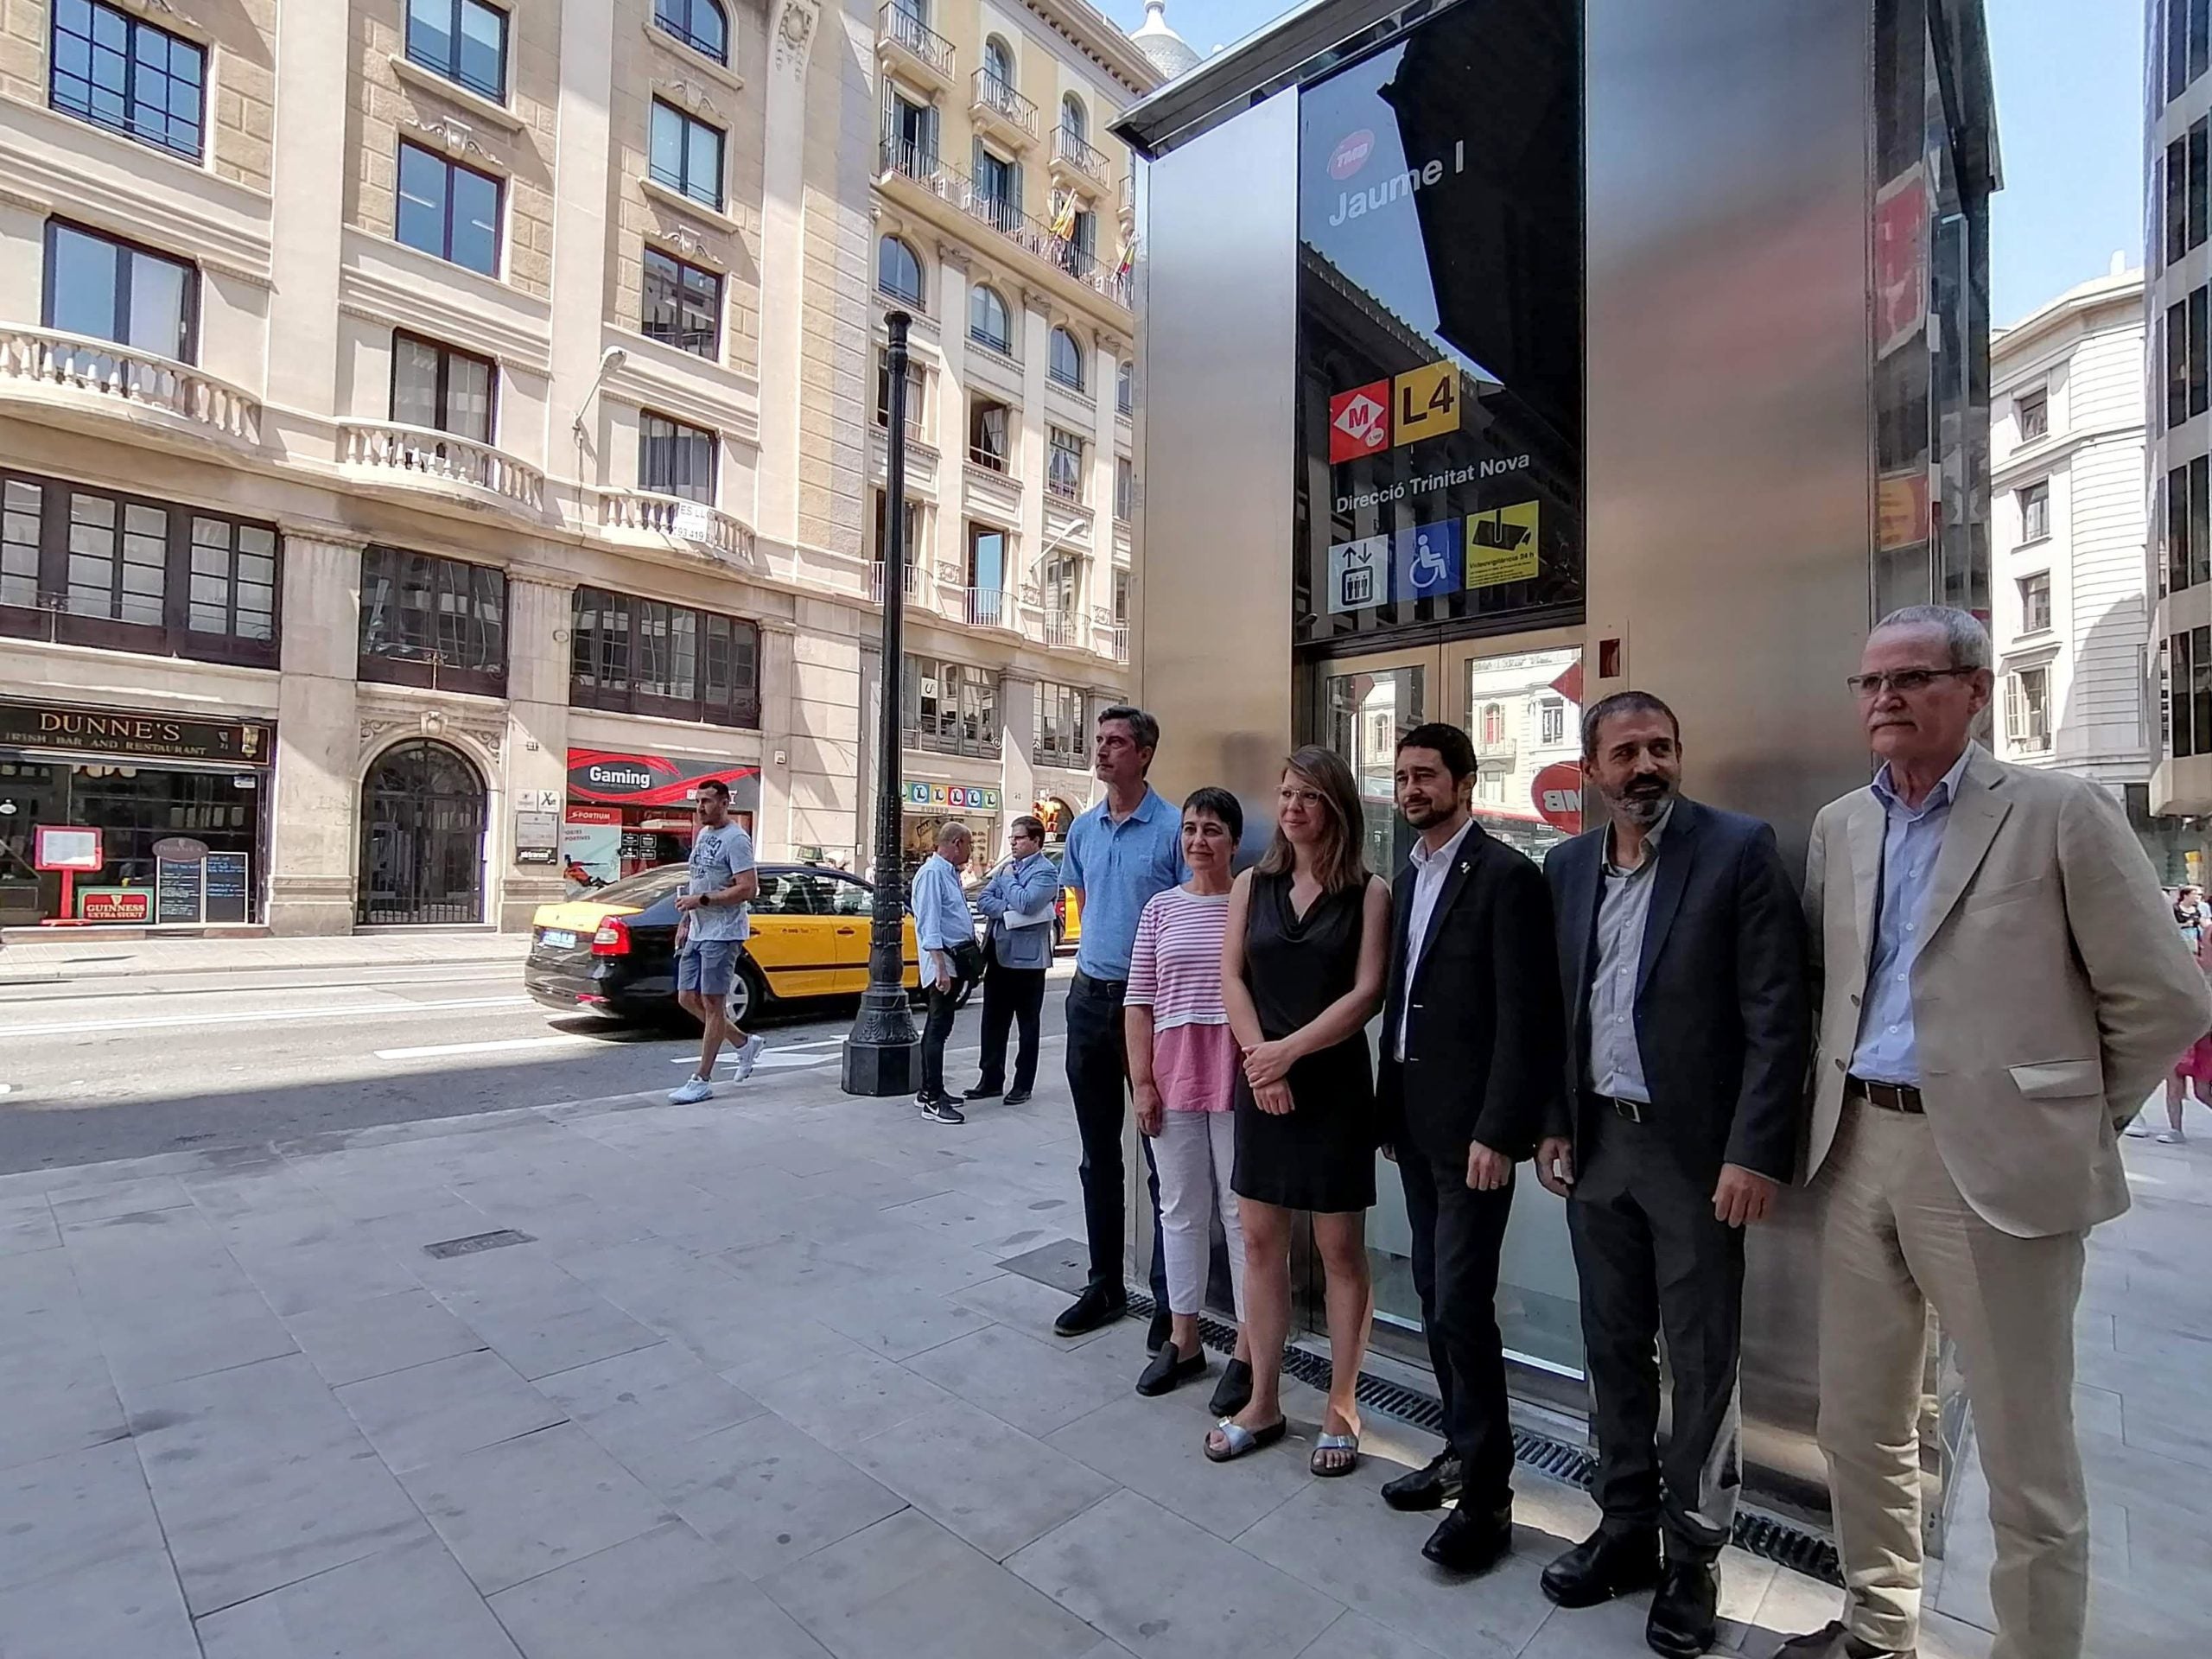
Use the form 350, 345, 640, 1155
1293, 0, 1584, 639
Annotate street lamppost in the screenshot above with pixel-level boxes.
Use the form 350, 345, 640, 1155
843, 310, 919, 1096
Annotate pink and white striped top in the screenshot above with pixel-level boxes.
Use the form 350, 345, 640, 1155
1126, 886, 1237, 1115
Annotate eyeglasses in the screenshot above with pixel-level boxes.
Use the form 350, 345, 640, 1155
1846, 666, 1979, 698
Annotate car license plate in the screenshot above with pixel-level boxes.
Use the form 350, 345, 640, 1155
541, 929, 576, 949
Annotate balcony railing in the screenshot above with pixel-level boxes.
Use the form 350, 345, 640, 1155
1041, 607, 1082, 650
971, 70, 1038, 141
1052, 126, 1110, 186
1046, 468, 1084, 503
879, 3, 953, 79
968, 442, 1007, 473
339, 421, 544, 513
948, 584, 1009, 629
868, 561, 925, 605
1100, 621, 1128, 664
905, 722, 1001, 760
0, 325, 261, 446
596, 487, 754, 561
877, 137, 1131, 307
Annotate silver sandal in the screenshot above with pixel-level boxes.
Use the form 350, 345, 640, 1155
1309, 1430, 1361, 1477
1204, 1416, 1287, 1463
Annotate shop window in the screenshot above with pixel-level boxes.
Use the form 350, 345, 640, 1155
970, 284, 1013, 355
406, 0, 507, 101
1046, 427, 1084, 500
0, 465, 278, 667
878, 235, 925, 308
969, 397, 1009, 471
16, 761, 264, 925
391, 331, 495, 442
639, 410, 716, 503
654, 0, 728, 64
642, 246, 721, 358
358, 544, 506, 695
50, 0, 205, 161
902, 654, 999, 758
570, 585, 758, 728
397, 141, 502, 275
43, 219, 195, 363
1048, 326, 1084, 391
650, 99, 724, 209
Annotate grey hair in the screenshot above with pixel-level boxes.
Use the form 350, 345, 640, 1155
1871, 604, 1991, 671
936, 820, 974, 849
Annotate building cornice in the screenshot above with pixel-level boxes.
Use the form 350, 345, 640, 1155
1991, 420, 2147, 490
1017, 0, 1166, 98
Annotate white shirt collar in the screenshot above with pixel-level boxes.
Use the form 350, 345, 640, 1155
1409, 817, 1476, 871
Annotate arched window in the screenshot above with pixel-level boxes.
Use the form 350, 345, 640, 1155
969, 283, 1013, 354
358, 741, 487, 925
1048, 325, 1083, 390
982, 36, 1014, 92
653, 0, 728, 65
1480, 702, 1505, 747
1060, 92, 1087, 143
877, 234, 925, 307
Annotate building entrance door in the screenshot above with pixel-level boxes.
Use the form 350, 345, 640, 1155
1306, 627, 1591, 1390
357, 741, 487, 926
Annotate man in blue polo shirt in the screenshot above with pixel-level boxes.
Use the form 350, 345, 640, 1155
1054, 705, 1188, 1341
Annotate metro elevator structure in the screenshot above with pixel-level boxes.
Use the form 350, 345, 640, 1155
1116, 0, 1997, 1517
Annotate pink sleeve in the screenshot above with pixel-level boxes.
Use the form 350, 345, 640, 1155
1125, 895, 1160, 1007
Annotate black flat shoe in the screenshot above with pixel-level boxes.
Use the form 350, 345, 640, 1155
1207, 1357, 1252, 1419
1135, 1341, 1206, 1396
963, 1084, 1003, 1101
1421, 1503, 1513, 1574
1645, 1559, 1718, 1658
1541, 1528, 1662, 1609
1003, 1088, 1032, 1105
1380, 1450, 1462, 1512
1145, 1306, 1173, 1354
1053, 1284, 1127, 1337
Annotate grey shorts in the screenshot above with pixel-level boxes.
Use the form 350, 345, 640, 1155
677, 938, 743, 996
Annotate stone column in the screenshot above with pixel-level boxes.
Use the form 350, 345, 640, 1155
267, 531, 365, 935
1000, 672, 1038, 842
498, 575, 575, 929
757, 620, 798, 859
756, 0, 825, 552
264, 0, 351, 434
546, 0, 616, 514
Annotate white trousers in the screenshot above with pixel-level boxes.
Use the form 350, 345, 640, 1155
1152, 1109, 1244, 1319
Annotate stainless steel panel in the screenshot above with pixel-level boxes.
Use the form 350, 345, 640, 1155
1135, 89, 1302, 819
1585, 0, 1872, 1505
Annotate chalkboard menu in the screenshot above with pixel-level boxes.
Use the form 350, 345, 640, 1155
156, 859, 205, 925
203, 852, 250, 924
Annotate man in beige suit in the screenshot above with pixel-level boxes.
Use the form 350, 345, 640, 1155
1783, 606, 2208, 1659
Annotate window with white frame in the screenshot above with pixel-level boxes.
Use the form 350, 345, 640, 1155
2015, 386, 2048, 443
1539, 698, 1566, 745
1046, 428, 1085, 500
2018, 571, 2051, 634
2006, 665, 2052, 753
2018, 480, 2050, 543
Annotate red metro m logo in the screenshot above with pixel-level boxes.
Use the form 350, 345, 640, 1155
1329, 129, 1375, 180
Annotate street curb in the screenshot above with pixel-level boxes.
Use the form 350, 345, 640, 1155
0, 946, 530, 988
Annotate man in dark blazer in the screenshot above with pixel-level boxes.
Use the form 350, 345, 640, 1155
1376, 721, 1567, 1575
1534, 690, 1809, 1659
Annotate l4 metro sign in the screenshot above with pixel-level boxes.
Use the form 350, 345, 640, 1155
1329, 362, 1461, 462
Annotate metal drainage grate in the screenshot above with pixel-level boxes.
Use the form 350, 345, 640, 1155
1128, 1290, 1840, 1587
423, 1229, 536, 1259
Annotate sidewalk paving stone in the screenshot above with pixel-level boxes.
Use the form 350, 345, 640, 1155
334, 1348, 570, 1471
283, 1287, 489, 1388
531, 1340, 767, 1464
194, 1534, 524, 1659
845, 1396, 1117, 1561
0, 1547, 200, 1659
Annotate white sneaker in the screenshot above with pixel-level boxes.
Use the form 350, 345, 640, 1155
2124, 1121, 2154, 1137
669, 1075, 715, 1105
2157, 1129, 2186, 1145
734, 1034, 766, 1082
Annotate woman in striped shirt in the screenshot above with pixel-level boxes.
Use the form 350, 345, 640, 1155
1127, 786, 1252, 1414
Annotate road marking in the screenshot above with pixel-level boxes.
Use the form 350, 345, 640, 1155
673, 1050, 836, 1069
9, 995, 536, 1040
374, 1035, 601, 1061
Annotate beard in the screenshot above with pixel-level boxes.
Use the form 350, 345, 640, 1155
1401, 793, 1453, 829
1611, 779, 1675, 827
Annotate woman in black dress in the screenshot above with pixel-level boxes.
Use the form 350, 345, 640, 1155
1206, 745, 1390, 1474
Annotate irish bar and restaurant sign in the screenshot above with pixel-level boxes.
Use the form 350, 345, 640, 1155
0, 700, 270, 765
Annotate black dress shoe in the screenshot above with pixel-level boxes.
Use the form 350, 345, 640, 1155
1420, 1503, 1512, 1573
963, 1083, 1003, 1101
1644, 1559, 1718, 1659
1053, 1284, 1127, 1337
1380, 1451, 1463, 1512
1207, 1357, 1252, 1418
1774, 1621, 1914, 1659
1145, 1306, 1173, 1354
1003, 1088, 1032, 1105
1135, 1340, 1206, 1396
1541, 1528, 1663, 1609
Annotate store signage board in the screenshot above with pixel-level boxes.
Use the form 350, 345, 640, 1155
156, 858, 206, 925
514, 810, 560, 853
79, 887, 150, 925
151, 837, 211, 864
204, 852, 250, 924
566, 748, 761, 809
0, 701, 270, 765
1293, 1, 1583, 645
35, 826, 102, 873
902, 782, 1001, 811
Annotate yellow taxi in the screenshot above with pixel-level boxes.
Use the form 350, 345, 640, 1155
525, 862, 964, 1026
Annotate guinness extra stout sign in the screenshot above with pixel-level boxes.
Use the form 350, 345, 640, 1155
0, 700, 271, 764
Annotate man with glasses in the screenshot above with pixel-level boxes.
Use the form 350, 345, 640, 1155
1783, 607, 2207, 1659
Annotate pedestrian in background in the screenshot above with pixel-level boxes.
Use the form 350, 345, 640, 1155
968, 816, 1059, 1107
1208, 747, 1389, 1475
1053, 706, 1185, 1345
1127, 787, 1252, 1413
1786, 606, 2209, 1659
1535, 692, 1808, 1659
2131, 914, 2212, 1145
911, 821, 977, 1125
1373, 722, 1563, 1573
669, 779, 763, 1104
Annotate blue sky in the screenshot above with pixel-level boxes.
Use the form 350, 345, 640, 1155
1102, 0, 2145, 327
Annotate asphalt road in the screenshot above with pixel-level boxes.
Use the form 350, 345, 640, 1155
0, 958, 1077, 1174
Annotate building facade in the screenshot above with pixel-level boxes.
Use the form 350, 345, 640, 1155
1989, 269, 2157, 797
0, 0, 1149, 936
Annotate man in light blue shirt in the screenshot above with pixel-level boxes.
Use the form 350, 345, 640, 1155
911, 821, 975, 1123
1849, 745, 1974, 1085
968, 816, 1061, 1105
1054, 705, 1189, 1341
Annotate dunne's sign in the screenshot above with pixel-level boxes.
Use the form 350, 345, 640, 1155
0, 701, 270, 764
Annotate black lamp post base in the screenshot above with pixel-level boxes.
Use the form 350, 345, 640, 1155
842, 988, 919, 1096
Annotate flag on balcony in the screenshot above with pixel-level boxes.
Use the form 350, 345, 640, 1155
1048, 190, 1077, 243
1116, 238, 1136, 280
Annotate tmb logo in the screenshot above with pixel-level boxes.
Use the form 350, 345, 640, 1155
1328, 129, 1374, 180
